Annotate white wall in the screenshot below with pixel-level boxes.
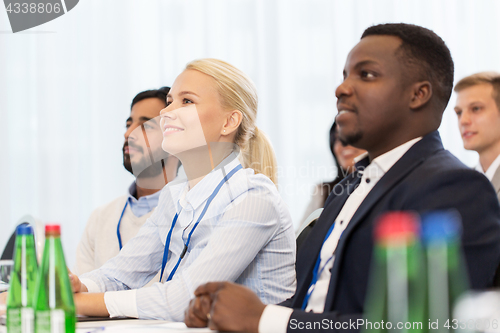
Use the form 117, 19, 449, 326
1, 0, 498, 267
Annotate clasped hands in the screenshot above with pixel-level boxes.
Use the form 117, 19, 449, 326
185, 281, 266, 333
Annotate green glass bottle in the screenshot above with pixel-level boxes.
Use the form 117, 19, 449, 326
421, 211, 469, 333
6, 224, 38, 333
33, 224, 75, 333
363, 212, 426, 333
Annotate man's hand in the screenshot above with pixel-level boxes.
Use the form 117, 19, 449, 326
187, 282, 266, 333
184, 294, 212, 328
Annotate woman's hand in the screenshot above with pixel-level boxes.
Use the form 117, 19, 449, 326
74, 293, 109, 317
68, 270, 87, 293
0, 292, 7, 315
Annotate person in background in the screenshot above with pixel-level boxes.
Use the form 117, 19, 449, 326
184, 23, 500, 333
0, 88, 182, 314
298, 122, 365, 248
454, 72, 500, 201
73, 87, 180, 276
69, 59, 296, 322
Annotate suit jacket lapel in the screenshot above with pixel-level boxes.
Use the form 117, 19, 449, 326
323, 131, 444, 310
292, 172, 362, 308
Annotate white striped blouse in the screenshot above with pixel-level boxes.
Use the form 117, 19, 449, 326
80, 153, 297, 321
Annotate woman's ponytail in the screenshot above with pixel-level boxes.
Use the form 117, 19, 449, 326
241, 127, 278, 185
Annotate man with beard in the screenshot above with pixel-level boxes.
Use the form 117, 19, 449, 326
184, 23, 500, 333
74, 87, 179, 276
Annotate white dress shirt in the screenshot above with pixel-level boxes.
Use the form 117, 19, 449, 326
475, 153, 500, 181
259, 137, 422, 333
80, 153, 297, 321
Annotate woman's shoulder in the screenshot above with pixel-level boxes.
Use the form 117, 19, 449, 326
229, 168, 288, 215
221, 167, 292, 227
233, 167, 280, 196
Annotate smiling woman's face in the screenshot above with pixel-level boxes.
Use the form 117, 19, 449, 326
160, 69, 227, 155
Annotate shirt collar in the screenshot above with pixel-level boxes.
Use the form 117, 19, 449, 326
483, 153, 500, 181
372, 137, 422, 173
354, 152, 370, 172
177, 152, 242, 212
127, 182, 161, 212
354, 152, 369, 167
354, 137, 423, 173
475, 163, 484, 174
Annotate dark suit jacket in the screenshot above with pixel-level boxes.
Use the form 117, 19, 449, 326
284, 131, 500, 332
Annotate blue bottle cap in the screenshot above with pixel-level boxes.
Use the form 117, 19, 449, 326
421, 211, 462, 243
16, 224, 34, 236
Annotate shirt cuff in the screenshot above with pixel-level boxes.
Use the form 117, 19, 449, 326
80, 278, 101, 293
258, 304, 294, 333
104, 290, 138, 318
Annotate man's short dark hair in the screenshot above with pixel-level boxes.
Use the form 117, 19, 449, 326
362, 23, 454, 112
131, 86, 170, 109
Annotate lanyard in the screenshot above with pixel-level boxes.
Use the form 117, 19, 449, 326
116, 201, 129, 250
301, 172, 364, 310
159, 164, 243, 282
301, 222, 337, 310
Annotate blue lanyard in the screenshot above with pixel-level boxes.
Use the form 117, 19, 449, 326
159, 164, 243, 282
116, 201, 129, 250
301, 222, 337, 310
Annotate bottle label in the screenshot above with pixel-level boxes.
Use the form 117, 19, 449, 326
50, 309, 66, 333
36, 310, 66, 333
6, 307, 34, 333
21, 308, 34, 333
6, 308, 21, 333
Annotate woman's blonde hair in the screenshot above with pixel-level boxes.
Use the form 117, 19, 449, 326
186, 58, 278, 185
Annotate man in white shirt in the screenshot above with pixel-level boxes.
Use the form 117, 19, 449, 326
184, 23, 500, 333
454, 72, 500, 202
73, 87, 179, 275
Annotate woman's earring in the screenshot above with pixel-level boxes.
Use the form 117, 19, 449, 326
223, 129, 226, 133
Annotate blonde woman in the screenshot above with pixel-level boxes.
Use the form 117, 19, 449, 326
70, 59, 296, 321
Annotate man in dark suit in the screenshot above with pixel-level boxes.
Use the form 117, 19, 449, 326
183, 23, 500, 333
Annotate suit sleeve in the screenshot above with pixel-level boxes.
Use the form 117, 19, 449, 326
278, 297, 294, 308
283, 169, 500, 332
407, 168, 500, 289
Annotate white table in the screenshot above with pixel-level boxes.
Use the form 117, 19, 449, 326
1, 319, 214, 333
